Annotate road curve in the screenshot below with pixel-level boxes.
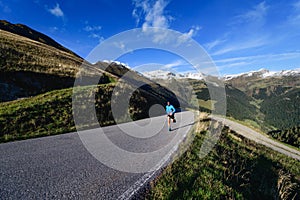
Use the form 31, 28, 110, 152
0, 111, 194, 199
211, 115, 300, 161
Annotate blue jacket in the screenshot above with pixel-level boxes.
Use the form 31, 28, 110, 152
166, 105, 176, 115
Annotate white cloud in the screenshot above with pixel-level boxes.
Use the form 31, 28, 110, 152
89, 33, 104, 43
132, 0, 201, 44
83, 22, 103, 43
216, 52, 300, 64
204, 39, 227, 50
132, 0, 147, 26
164, 60, 188, 69
287, 1, 300, 25
219, 62, 250, 69
182, 26, 201, 38
211, 37, 267, 56
48, 3, 64, 17
84, 25, 102, 32
132, 0, 175, 43
208, 2, 270, 56
214, 52, 300, 71
132, 0, 171, 31
233, 1, 268, 24
114, 42, 125, 50
175, 26, 201, 45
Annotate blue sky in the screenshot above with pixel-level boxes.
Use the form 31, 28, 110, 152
1, 0, 300, 75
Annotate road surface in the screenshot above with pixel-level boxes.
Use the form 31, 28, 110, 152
0, 111, 194, 199
211, 115, 300, 161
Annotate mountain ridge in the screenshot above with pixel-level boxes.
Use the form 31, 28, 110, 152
0, 20, 79, 57
223, 68, 300, 81
140, 68, 300, 81
142, 70, 205, 80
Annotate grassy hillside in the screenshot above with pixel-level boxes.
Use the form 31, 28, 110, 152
0, 84, 97, 141
0, 29, 82, 76
225, 85, 258, 121
225, 75, 300, 130
261, 88, 300, 130
146, 119, 300, 199
190, 80, 258, 121
226, 74, 300, 97
0, 24, 115, 102
0, 85, 109, 142
0, 20, 77, 56
190, 78, 300, 148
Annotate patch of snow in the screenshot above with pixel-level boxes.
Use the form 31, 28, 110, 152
102, 60, 131, 69
100, 60, 300, 81
224, 68, 300, 80
142, 70, 204, 80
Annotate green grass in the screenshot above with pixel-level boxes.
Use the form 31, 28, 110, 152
146, 120, 300, 199
0, 29, 117, 102
0, 29, 82, 77
0, 84, 116, 143
198, 99, 215, 111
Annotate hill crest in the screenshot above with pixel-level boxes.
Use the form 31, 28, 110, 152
0, 20, 79, 57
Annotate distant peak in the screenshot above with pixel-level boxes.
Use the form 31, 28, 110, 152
224, 68, 300, 80
142, 70, 204, 80
102, 60, 131, 69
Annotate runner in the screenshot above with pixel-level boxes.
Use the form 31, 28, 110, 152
166, 101, 176, 131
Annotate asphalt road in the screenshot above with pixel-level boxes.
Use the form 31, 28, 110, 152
0, 111, 194, 200
211, 115, 300, 161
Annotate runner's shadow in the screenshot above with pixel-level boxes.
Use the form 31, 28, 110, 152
171, 122, 195, 131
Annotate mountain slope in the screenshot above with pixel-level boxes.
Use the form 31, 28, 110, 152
224, 68, 300, 81
225, 85, 258, 121
189, 79, 257, 122
143, 70, 204, 80
261, 88, 300, 130
0, 20, 78, 56
0, 25, 113, 102
95, 61, 184, 108
225, 72, 300, 128
225, 72, 300, 98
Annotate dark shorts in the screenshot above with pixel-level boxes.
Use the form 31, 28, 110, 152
168, 113, 175, 119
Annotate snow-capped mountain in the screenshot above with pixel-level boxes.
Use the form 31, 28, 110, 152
142, 68, 300, 81
261, 68, 300, 78
224, 68, 300, 81
142, 70, 204, 80
102, 60, 131, 69
99, 60, 299, 82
